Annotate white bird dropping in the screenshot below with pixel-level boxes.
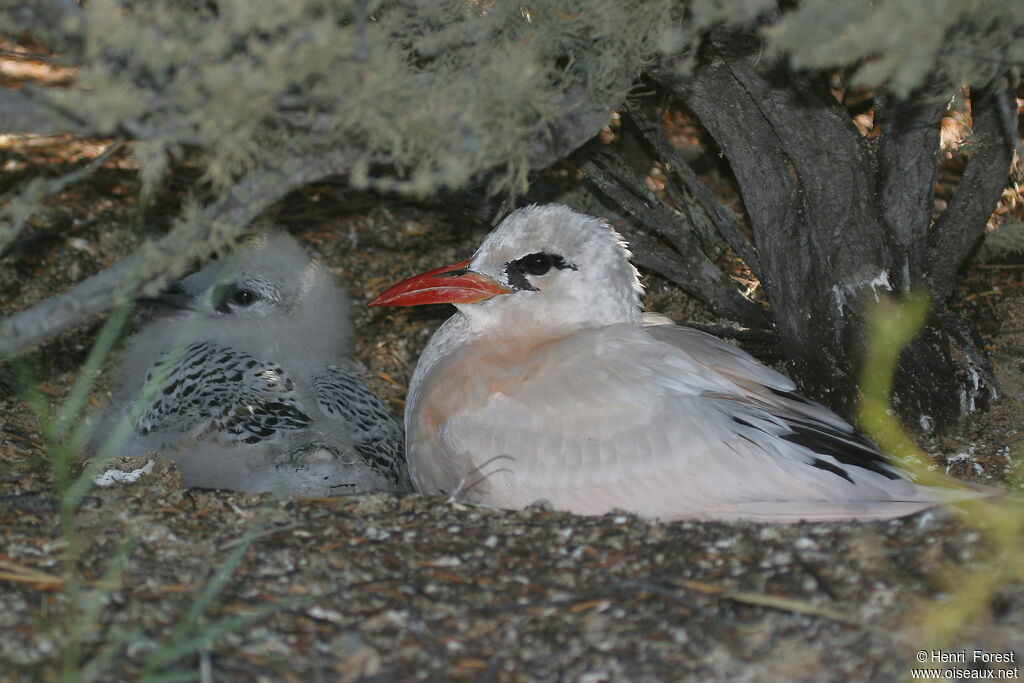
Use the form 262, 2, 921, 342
371, 204, 994, 522
93, 231, 407, 497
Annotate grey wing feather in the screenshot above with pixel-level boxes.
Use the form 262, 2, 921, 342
138, 341, 311, 444
646, 325, 902, 481
314, 364, 408, 487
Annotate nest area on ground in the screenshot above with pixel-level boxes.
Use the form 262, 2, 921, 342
1, 134, 1023, 680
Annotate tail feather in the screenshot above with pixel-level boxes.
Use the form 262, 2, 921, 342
696, 483, 1002, 523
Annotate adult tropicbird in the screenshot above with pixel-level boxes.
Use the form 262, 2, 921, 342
371, 204, 989, 521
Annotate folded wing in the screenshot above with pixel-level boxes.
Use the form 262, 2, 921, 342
417, 323, 979, 521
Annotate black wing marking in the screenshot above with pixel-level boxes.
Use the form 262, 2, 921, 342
139, 341, 311, 444
314, 364, 407, 487
777, 415, 901, 480
731, 411, 902, 484
809, 457, 855, 484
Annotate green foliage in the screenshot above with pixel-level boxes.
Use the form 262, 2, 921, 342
766, 0, 1024, 96
9, 307, 290, 680
977, 218, 1024, 262
858, 293, 1024, 657
4, 0, 1013, 223
4, 0, 707, 197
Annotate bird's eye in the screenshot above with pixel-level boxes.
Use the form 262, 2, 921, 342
232, 289, 256, 306
521, 253, 553, 276
504, 252, 574, 291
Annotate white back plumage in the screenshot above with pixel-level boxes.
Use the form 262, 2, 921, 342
405, 205, 989, 521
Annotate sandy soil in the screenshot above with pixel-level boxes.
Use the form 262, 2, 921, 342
1, 136, 1022, 681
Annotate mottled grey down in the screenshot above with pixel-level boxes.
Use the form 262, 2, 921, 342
91, 232, 407, 497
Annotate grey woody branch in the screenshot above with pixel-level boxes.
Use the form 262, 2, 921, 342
0, 146, 364, 359
625, 102, 761, 274
874, 84, 952, 283
927, 84, 1017, 299
580, 151, 770, 329
0, 89, 92, 136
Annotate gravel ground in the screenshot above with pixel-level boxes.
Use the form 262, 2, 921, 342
1, 138, 1022, 681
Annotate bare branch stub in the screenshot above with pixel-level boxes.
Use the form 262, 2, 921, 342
624, 102, 760, 274
927, 83, 1019, 300
874, 83, 953, 285
578, 151, 769, 329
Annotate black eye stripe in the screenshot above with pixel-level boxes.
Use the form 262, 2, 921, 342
550, 254, 576, 271
515, 252, 576, 274
504, 252, 576, 291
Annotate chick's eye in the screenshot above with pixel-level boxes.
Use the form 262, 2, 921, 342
232, 289, 256, 306
521, 253, 552, 276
